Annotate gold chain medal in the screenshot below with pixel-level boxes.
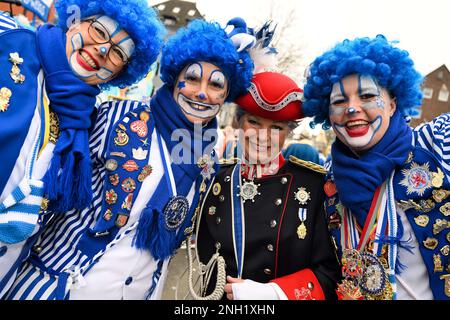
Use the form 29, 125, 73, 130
338, 183, 395, 300
359, 252, 393, 300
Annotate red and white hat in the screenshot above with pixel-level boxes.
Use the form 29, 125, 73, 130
235, 72, 304, 121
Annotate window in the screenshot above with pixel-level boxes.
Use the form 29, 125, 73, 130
438, 84, 449, 102
188, 9, 196, 16
163, 16, 176, 26
423, 87, 433, 99
437, 71, 444, 80
172, 7, 180, 13
157, 4, 165, 11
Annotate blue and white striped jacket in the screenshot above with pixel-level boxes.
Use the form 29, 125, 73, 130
0, 12, 18, 32
0, 13, 50, 297
6, 100, 198, 300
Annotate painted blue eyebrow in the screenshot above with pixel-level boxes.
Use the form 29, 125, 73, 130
116, 36, 131, 45
208, 69, 226, 82
109, 21, 122, 38
338, 80, 348, 99
359, 75, 381, 95
185, 62, 203, 78
358, 75, 362, 95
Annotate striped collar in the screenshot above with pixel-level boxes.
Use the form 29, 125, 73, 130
240, 153, 285, 179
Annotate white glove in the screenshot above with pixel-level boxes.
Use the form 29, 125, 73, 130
231, 279, 287, 300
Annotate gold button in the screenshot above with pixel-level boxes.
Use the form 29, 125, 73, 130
216, 217, 221, 224
270, 220, 277, 228
264, 268, 272, 275
267, 244, 274, 252
275, 198, 282, 206
219, 195, 225, 202
281, 177, 288, 184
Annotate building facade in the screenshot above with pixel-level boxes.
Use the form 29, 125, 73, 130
412, 64, 450, 127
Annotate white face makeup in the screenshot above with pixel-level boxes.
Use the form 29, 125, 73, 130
173, 62, 229, 124
66, 15, 135, 85
329, 74, 396, 151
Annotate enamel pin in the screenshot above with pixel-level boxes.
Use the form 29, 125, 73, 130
423, 237, 439, 250
197, 154, 215, 180
138, 165, 153, 182
9, 52, 25, 84
114, 124, 129, 146
399, 162, 433, 196
238, 179, 261, 203
414, 215, 429, 227
212, 182, 221, 196
433, 254, 443, 273
440, 203, 450, 217
164, 196, 190, 230
0, 87, 12, 112
440, 274, 450, 297
294, 187, 311, 205
433, 189, 450, 203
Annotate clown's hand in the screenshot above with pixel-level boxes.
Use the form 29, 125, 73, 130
224, 276, 287, 300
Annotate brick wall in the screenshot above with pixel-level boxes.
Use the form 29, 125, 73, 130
411, 64, 450, 127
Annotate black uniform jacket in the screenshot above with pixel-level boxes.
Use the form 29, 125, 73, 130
196, 157, 341, 300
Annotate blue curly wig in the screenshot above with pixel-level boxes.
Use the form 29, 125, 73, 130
160, 19, 254, 102
55, 0, 165, 89
303, 35, 423, 129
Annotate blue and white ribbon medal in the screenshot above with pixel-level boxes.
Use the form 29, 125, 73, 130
297, 207, 307, 239
294, 187, 310, 239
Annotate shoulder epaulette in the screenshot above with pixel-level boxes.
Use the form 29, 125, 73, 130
219, 157, 239, 165
288, 155, 327, 174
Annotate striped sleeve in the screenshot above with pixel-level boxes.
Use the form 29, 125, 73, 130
0, 12, 18, 33
413, 112, 450, 180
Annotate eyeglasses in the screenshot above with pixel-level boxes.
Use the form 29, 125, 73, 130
87, 19, 130, 66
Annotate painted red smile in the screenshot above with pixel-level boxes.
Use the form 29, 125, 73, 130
345, 120, 370, 137
76, 49, 100, 72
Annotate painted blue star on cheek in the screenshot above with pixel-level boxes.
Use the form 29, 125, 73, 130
177, 81, 186, 89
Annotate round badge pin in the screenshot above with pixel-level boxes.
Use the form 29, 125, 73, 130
121, 178, 136, 193
106, 159, 118, 171
164, 196, 190, 230
212, 183, 221, 196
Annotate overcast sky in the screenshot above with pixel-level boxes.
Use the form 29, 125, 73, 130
151, 0, 450, 77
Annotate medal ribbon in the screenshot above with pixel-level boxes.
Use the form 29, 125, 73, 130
356, 182, 385, 252
231, 162, 246, 278
298, 207, 306, 222
341, 182, 387, 252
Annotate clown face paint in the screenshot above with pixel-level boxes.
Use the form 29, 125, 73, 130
239, 113, 290, 164
65, 15, 135, 85
329, 74, 396, 151
173, 62, 229, 124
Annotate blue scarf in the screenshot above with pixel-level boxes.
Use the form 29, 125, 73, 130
331, 111, 412, 226
36, 24, 100, 213
134, 85, 218, 260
